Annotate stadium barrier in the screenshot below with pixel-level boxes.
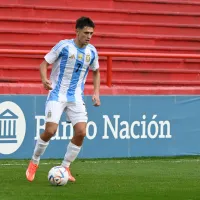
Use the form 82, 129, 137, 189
0, 49, 200, 87
0, 95, 200, 159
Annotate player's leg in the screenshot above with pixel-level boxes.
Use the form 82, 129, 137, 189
61, 102, 88, 182
32, 122, 58, 163
26, 122, 58, 182
26, 101, 65, 182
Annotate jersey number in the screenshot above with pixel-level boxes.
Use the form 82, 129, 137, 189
76, 63, 82, 72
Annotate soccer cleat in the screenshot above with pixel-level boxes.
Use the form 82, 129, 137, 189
26, 161, 38, 182
66, 167, 76, 182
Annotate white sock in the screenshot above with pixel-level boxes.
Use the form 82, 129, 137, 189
32, 137, 49, 165
61, 142, 81, 168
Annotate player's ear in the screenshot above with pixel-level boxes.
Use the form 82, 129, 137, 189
76, 28, 80, 36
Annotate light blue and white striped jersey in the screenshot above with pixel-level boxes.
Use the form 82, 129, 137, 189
44, 39, 99, 102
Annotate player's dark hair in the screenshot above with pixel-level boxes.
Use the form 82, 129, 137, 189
76, 17, 95, 29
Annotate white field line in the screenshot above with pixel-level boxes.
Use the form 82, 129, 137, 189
0, 162, 60, 166
1, 159, 200, 166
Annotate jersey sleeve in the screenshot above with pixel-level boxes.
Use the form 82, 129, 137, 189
44, 40, 65, 64
89, 48, 99, 71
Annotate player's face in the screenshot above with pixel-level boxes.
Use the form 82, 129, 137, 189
77, 26, 94, 46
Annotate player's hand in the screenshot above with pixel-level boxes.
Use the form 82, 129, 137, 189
92, 94, 101, 106
42, 79, 52, 90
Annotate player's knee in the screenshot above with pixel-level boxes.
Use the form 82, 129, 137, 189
74, 122, 87, 139
75, 129, 86, 139
44, 127, 57, 138
44, 122, 58, 138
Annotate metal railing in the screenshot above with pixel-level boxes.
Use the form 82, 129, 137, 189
0, 49, 200, 87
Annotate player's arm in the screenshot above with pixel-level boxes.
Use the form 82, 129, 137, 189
40, 60, 52, 90
40, 40, 65, 90
90, 49, 100, 106
92, 69, 101, 106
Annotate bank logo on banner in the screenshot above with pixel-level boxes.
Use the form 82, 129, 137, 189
0, 101, 26, 155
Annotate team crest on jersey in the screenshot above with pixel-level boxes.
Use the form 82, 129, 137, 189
78, 54, 83, 60
69, 54, 75, 59
86, 54, 90, 62
47, 111, 52, 118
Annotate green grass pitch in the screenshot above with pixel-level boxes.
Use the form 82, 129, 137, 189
0, 157, 200, 200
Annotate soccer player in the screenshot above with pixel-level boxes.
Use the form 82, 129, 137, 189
26, 16, 100, 182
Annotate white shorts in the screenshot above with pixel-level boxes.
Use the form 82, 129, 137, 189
45, 101, 88, 126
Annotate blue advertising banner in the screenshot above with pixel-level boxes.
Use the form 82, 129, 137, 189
0, 95, 200, 159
